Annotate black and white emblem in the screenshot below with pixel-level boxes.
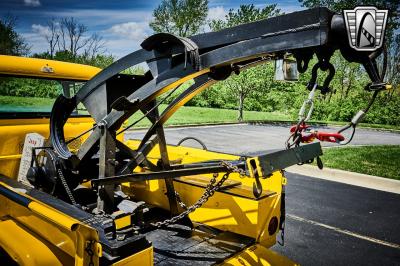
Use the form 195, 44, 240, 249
343, 6, 388, 51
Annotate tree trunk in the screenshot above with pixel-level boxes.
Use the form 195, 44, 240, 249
345, 68, 355, 97
49, 40, 54, 58
237, 92, 244, 122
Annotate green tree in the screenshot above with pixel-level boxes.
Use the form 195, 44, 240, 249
384, 34, 400, 101
225, 65, 274, 121
0, 15, 30, 55
209, 4, 281, 31
209, 4, 282, 121
150, 0, 208, 37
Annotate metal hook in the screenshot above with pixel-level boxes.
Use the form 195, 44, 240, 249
298, 83, 317, 122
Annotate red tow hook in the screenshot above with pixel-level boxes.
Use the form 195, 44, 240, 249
289, 124, 315, 143
289, 124, 345, 143
315, 131, 345, 143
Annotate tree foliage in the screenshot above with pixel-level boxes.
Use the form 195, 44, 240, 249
209, 4, 281, 31
208, 4, 282, 121
150, 0, 208, 37
0, 15, 30, 55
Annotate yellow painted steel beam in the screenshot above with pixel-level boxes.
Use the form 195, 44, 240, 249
0, 55, 101, 81
0, 154, 21, 161
0, 181, 101, 265
0, 219, 63, 266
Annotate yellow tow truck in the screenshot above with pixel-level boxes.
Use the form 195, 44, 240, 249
0, 7, 388, 265
0, 54, 294, 265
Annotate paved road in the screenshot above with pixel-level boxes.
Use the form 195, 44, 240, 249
271, 173, 400, 265
126, 124, 400, 265
125, 124, 400, 156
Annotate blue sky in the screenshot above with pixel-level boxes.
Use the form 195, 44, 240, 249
1, 0, 304, 58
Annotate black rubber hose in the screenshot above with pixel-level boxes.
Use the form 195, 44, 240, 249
177, 137, 207, 150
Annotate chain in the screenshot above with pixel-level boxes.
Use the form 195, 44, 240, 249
174, 191, 188, 210
56, 166, 77, 205
150, 160, 245, 228
81, 212, 112, 225
85, 240, 95, 266
150, 173, 223, 228
220, 161, 247, 176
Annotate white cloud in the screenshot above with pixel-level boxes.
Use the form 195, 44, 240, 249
104, 38, 142, 58
207, 6, 227, 21
203, 6, 227, 32
22, 9, 155, 59
42, 9, 153, 28
21, 32, 48, 55
24, 0, 41, 7
107, 22, 150, 41
103, 22, 152, 58
31, 24, 50, 38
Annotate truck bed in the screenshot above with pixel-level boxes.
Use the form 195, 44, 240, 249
144, 223, 254, 265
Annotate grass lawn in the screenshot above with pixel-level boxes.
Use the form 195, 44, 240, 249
319, 145, 400, 180
1, 95, 398, 131
1, 95, 289, 123
126, 104, 290, 127
0, 95, 54, 112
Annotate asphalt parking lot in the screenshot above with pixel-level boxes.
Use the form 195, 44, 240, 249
271, 172, 400, 265
126, 124, 400, 265
126, 124, 400, 156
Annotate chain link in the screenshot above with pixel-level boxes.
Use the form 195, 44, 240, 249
174, 190, 188, 210
56, 166, 77, 205
85, 240, 95, 266
150, 172, 223, 228
220, 161, 247, 176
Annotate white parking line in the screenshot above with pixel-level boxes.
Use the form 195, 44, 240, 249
287, 214, 400, 250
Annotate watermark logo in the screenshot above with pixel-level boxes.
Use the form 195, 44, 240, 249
343, 6, 388, 51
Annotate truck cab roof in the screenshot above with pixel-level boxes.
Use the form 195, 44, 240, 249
0, 55, 101, 81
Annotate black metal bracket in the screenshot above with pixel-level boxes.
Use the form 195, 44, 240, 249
307, 61, 335, 94
247, 142, 323, 178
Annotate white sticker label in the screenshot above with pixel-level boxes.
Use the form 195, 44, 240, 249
17, 133, 45, 186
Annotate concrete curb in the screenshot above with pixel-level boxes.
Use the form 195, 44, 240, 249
285, 164, 400, 194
